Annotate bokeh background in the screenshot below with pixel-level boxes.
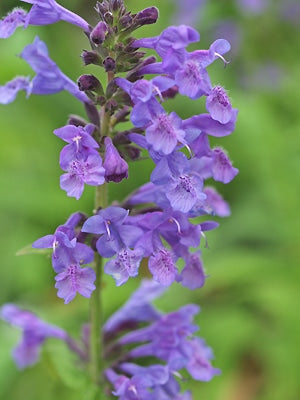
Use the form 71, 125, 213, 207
0, 0, 299, 399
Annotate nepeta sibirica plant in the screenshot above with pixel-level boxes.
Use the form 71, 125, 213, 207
0, 0, 238, 398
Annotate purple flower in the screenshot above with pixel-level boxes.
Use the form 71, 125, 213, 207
148, 249, 178, 286
116, 76, 175, 105
202, 186, 231, 217
104, 248, 143, 286
54, 124, 99, 153
183, 108, 238, 138
59, 151, 105, 200
0, 304, 67, 368
0, 76, 30, 104
55, 264, 96, 304
82, 207, 143, 258
106, 369, 155, 400
185, 337, 221, 381
206, 86, 234, 124
194, 39, 231, 68
32, 224, 94, 272
151, 153, 205, 213
146, 111, 186, 155
173, 53, 212, 99
133, 25, 200, 58
210, 147, 239, 183
20, 36, 90, 103
120, 304, 199, 360
0, 8, 27, 38
103, 137, 129, 183
103, 280, 165, 335
21, 0, 90, 31
180, 253, 206, 290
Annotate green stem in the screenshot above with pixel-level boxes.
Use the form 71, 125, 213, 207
89, 184, 108, 390
89, 69, 113, 396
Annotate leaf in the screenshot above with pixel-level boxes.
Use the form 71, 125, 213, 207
16, 244, 52, 257
45, 341, 88, 390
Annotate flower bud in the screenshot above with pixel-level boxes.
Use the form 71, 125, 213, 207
103, 56, 116, 72
90, 21, 108, 45
103, 137, 128, 183
119, 14, 133, 29
135, 7, 158, 26
124, 145, 141, 161
77, 74, 103, 94
81, 50, 102, 66
67, 114, 87, 127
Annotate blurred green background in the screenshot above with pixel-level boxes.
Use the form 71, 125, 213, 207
0, 0, 299, 399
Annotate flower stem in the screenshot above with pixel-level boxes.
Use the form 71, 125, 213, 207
89, 184, 108, 388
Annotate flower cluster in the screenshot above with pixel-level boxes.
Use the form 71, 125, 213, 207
0, 1, 238, 398
1, 280, 220, 398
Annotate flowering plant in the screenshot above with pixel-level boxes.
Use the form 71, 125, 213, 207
0, 1, 238, 398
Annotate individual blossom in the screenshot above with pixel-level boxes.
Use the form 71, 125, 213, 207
32, 220, 96, 303
103, 137, 129, 183
104, 248, 143, 286
183, 108, 238, 138
59, 151, 105, 200
206, 85, 234, 124
22, 0, 90, 31
0, 76, 30, 104
148, 248, 178, 286
20, 36, 90, 102
180, 252, 206, 290
198, 147, 239, 184
202, 186, 231, 217
54, 124, 99, 153
0, 8, 27, 38
55, 264, 96, 304
82, 206, 143, 258
150, 152, 206, 213
184, 337, 221, 381
0, 304, 67, 368
133, 25, 200, 58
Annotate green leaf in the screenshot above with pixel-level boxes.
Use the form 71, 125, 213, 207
45, 341, 88, 390
16, 244, 52, 257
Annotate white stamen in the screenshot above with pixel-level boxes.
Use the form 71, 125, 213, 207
169, 217, 181, 234
214, 52, 230, 68
104, 220, 111, 240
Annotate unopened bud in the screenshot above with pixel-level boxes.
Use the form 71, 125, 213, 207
135, 7, 158, 26
112, 0, 122, 12
78, 74, 103, 94
103, 137, 129, 183
103, 56, 116, 72
67, 114, 87, 127
124, 145, 141, 161
90, 21, 108, 45
81, 50, 102, 66
119, 14, 133, 29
